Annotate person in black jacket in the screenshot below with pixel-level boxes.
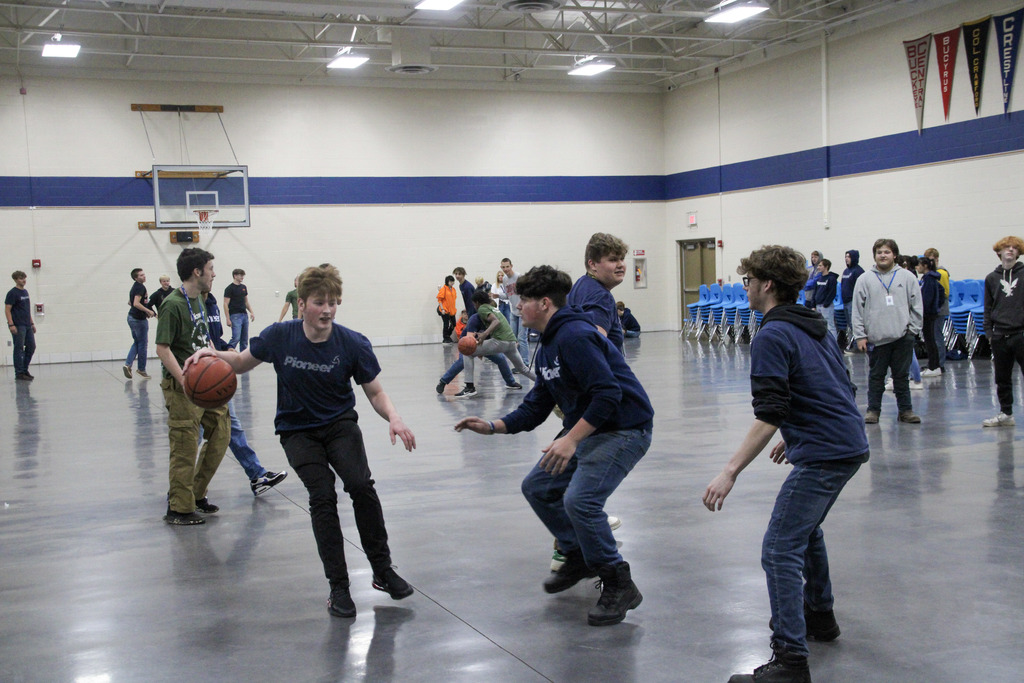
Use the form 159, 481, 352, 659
982, 236, 1024, 427
814, 259, 839, 339
840, 250, 865, 346
455, 265, 653, 627
616, 301, 642, 337
916, 257, 944, 374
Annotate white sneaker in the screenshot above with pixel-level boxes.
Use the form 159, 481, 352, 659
911, 381, 923, 390
920, 368, 942, 377
608, 515, 622, 531
884, 379, 893, 391
983, 413, 1015, 428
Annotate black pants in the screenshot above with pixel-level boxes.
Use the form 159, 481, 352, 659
991, 333, 1024, 415
441, 312, 456, 340
922, 314, 940, 371
280, 412, 391, 588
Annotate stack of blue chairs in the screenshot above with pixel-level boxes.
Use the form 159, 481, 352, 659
948, 279, 982, 354
735, 283, 751, 340
832, 289, 846, 334
710, 283, 738, 341
685, 284, 710, 335
720, 282, 744, 343
696, 283, 723, 338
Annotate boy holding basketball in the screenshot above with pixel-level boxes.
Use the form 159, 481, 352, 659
184, 264, 416, 619
155, 248, 230, 526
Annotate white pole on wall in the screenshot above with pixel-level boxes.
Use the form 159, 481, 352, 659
821, 30, 831, 232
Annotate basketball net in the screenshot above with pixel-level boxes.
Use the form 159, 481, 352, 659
194, 209, 218, 238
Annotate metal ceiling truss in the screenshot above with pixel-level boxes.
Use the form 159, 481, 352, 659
0, 1, 948, 90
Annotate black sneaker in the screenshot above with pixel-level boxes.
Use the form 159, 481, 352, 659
164, 507, 206, 525
769, 603, 840, 641
372, 567, 414, 600
194, 498, 219, 514
250, 470, 288, 496
23, 371, 34, 379
587, 561, 642, 626
505, 382, 523, 390
436, 380, 446, 395
15, 373, 32, 381
453, 384, 477, 398
728, 644, 811, 682
328, 585, 356, 618
544, 550, 597, 594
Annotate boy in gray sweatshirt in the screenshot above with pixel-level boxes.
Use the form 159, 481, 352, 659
851, 238, 923, 424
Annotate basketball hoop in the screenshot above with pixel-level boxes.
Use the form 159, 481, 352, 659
194, 209, 218, 238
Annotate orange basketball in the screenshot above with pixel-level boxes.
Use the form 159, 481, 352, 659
183, 355, 237, 409
458, 334, 478, 355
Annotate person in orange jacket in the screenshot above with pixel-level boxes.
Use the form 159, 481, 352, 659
437, 275, 458, 343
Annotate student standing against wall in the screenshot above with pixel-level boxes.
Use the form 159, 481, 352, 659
124, 267, 155, 379
224, 268, 255, 351
5, 270, 36, 381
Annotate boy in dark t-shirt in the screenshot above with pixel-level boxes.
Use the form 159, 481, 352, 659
185, 264, 416, 619
124, 267, 155, 379
223, 268, 255, 351
5, 270, 35, 380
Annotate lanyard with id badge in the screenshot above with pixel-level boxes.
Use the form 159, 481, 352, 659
876, 271, 897, 306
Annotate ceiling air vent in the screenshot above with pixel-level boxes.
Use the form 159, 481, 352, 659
385, 28, 438, 74
500, 0, 562, 12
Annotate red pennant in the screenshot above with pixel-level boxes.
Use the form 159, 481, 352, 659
933, 29, 959, 120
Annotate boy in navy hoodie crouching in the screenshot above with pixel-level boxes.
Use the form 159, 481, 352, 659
455, 265, 653, 627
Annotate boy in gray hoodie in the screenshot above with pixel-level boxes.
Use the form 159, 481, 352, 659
851, 238, 923, 424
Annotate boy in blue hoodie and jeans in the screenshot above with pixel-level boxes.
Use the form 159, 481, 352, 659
704, 245, 868, 683
840, 250, 865, 347
455, 265, 654, 627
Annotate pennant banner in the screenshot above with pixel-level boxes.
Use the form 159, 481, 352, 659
933, 28, 960, 120
994, 9, 1024, 114
962, 16, 991, 115
904, 35, 931, 133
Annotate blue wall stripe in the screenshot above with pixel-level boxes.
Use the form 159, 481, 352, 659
2, 112, 1023, 208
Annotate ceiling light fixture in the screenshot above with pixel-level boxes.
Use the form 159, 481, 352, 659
42, 32, 80, 58
327, 47, 369, 69
568, 56, 615, 76
415, 0, 466, 10
705, 1, 769, 24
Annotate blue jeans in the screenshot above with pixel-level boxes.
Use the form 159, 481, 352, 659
816, 305, 837, 338
933, 315, 946, 368
509, 312, 530, 365
199, 399, 265, 479
763, 460, 861, 657
229, 312, 249, 351
867, 333, 915, 413
440, 353, 515, 385
10, 324, 35, 375
498, 300, 511, 320
125, 315, 149, 372
521, 428, 651, 568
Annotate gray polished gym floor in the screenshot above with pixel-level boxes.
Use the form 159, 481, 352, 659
2, 332, 1021, 682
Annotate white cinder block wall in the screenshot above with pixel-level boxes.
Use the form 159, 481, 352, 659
0, 80, 665, 363
4, 0, 1024, 364
665, 0, 1024, 327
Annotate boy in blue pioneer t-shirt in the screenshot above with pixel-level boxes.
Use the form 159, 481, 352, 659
186, 264, 416, 619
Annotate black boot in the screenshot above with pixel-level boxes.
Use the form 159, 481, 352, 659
728, 644, 811, 683
587, 561, 642, 626
543, 549, 597, 594
768, 602, 840, 642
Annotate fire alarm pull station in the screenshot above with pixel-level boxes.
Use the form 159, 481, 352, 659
32, 259, 41, 268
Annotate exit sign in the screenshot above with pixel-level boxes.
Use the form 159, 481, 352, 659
634, 250, 645, 256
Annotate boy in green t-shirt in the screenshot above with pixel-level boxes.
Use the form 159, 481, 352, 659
279, 276, 299, 322
459, 290, 536, 396
155, 248, 230, 526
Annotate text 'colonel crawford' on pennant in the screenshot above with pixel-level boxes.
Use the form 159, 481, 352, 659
962, 16, 991, 115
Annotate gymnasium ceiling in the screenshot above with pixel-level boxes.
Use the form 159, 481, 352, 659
0, 0, 957, 92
